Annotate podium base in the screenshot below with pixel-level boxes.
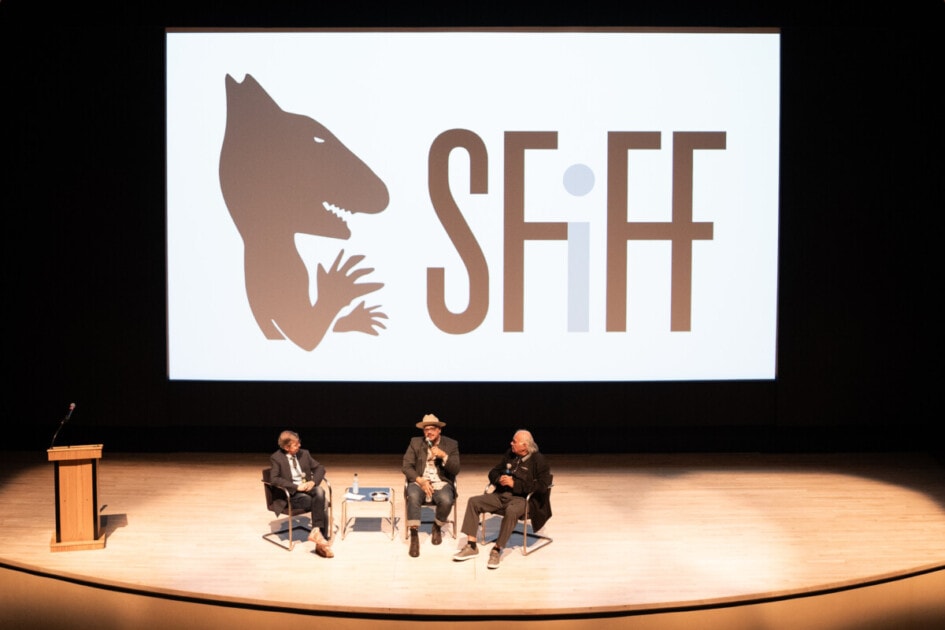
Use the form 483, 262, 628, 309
50, 534, 106, 552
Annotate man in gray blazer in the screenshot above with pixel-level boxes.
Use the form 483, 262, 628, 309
402, 414, 460, 557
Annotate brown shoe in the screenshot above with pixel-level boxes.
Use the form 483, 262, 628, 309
430, 523, 442, 546
409, 529, 420, 557
309, 530, 334, 558
314, 542, 334, 558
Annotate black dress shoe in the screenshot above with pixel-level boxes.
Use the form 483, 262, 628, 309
431, 523, 442, 546
409, 529, 420, 557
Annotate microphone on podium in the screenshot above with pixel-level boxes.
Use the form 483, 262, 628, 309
50, 402, 76, 449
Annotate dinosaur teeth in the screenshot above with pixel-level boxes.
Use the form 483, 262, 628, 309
323, 201, 353, 222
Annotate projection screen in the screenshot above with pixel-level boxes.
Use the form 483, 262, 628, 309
166, 29, 780, 382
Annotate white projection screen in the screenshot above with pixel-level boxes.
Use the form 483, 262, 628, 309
166, 28, 780, 382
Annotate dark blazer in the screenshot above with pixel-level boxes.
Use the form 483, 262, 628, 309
402, 435, 461, 489
268, 448, 326, 515
487, 449, 553, 531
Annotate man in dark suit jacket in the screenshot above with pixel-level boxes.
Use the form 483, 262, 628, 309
453, 429, 552, 569
269, 430, 333, 557
402, 414, 461, 557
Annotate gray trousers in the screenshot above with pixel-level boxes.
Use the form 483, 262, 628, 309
460, 492, 526, 549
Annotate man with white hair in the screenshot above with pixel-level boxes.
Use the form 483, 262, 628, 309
453, 429, 552, 569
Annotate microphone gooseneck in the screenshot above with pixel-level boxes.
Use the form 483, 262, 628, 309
50, 402, 77, 449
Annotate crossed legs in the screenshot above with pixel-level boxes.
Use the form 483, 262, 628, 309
289, 484, 328, 535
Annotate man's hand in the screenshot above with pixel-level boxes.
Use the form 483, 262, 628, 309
416, 477, 434, 500
298, 480, 315, 492
498, 474, 515, 488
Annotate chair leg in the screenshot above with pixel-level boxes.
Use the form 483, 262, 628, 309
428, 502, 458, 539
263, 515, 312, 551
478, 517, 552, 555
520, 523, 553, 555
410, 501, 459, 539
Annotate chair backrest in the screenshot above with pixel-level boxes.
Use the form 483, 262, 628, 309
524, 479, 553, 523
261, 467, 275, 507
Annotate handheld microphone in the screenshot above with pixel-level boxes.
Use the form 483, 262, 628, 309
426, 438, 433, 448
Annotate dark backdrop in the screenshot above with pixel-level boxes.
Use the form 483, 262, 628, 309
3, 2, 941, 454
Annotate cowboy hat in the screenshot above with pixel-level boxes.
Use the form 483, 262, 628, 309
416, 413, 446, 429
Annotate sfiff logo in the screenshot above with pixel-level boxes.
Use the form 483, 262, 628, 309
426, 129, 724, 335
219, 74, 725, 352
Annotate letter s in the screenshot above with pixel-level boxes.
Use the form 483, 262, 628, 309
427, 129, 489, 334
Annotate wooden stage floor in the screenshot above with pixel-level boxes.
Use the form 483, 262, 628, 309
2, 450, 945, 626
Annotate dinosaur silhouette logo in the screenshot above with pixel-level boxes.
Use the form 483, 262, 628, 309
219, 74, 389, 351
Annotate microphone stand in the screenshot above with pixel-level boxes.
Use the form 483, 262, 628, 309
50, 403, 75, 449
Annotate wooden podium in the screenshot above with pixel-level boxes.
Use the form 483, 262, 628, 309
47, 444, 106, 551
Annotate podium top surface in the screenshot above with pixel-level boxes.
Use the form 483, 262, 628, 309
47, 444, 104, 461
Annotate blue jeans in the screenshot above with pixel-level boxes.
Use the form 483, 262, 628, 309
405, 482, 454, 528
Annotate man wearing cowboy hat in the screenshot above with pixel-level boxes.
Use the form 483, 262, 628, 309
402, 413, 461, 557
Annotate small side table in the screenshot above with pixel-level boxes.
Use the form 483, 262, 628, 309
340, 486, 395, 540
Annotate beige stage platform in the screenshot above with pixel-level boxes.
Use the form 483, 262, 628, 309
2, 450, 945, 629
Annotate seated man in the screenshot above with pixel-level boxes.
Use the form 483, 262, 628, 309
269, 430, 333, 558
402, 413, 460, 557
453, 429, 552, 569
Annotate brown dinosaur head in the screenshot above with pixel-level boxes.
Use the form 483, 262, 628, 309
219, 73, 389, 241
